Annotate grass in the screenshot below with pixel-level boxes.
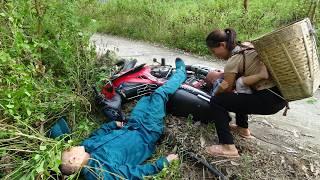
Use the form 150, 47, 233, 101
96, 0, 319, 55
0, 0, 108, 179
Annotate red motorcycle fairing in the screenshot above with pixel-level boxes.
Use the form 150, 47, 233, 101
102, 64, 166, 99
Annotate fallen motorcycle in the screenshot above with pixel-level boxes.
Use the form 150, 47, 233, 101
93, 58, 224, 122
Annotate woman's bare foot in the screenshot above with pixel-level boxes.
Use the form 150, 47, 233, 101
258, 62, 269, 79
229, 123, 255, 139
205, 144, 239, 158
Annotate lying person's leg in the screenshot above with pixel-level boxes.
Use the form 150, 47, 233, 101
128, 58, 186, 132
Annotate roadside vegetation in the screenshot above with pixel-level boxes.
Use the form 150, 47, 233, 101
0, 0, 107, 179
96, 0, 319, 55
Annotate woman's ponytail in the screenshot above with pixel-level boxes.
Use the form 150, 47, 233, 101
206, 28, 238, 52
224, 28, 237, 51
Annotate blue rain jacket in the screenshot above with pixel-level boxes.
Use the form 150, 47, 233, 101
81, 60, 186, 180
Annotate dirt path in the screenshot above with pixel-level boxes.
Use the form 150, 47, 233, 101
91, 33, 320, 179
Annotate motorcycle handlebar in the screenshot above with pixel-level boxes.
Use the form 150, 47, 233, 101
185, 65, 209, 76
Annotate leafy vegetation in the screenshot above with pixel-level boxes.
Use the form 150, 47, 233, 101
96, 0, 319, 55
0, 0, 107, 179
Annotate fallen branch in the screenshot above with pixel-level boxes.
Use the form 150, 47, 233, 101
185, 152, 227, 180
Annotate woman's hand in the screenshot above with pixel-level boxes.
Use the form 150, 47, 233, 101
216, 73, 236, 95
213, 80, 229, 96
220, 80, 229, 90
115, 121, 124, 128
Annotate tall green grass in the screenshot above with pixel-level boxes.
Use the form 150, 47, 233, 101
97, 0, 319, 55
0, 0, 110, 179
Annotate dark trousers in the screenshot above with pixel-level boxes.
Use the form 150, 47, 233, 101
210, 86, 287, 144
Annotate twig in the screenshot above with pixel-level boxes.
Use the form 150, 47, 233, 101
211, 159, 232, 165
186, 152, 227, 180
0, 148, 35, 153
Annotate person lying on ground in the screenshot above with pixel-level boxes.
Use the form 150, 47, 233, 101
60, 58, 187, 179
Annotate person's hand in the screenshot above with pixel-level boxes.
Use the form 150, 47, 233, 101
166, 154, 179, 163
115, 121, 124, 128
257, 62, 269, 79
220, 80, 229, 90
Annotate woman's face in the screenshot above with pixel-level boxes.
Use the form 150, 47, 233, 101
209, 42, 230, 60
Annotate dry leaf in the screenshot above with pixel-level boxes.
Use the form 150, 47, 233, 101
194, 121, 201, 127
301, 165, 308, 173
292, 129, 300, 138
310, 162, 315, 173
200, 136, 205, 148
261, 119, 274, 128
35, 60, 46, 74
231, 161, 240, 166
280, 156, 285, 164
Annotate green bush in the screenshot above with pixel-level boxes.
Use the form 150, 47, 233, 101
0, 0, 106, 179
97, 0, 319, 55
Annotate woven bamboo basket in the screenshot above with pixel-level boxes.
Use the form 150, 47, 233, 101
252, 18, 320, 101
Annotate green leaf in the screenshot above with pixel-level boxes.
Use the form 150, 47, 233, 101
6, 104, 14, 109
34, 154, 41, 160
37, 114, 46, 121
8, 16, 14, 22
27, 109, 32, 116
306, 98, 317, 104
36, 161, 45, 173
40, 145, 47, 151
13, 115, 21, 120
24, 91, 31, 97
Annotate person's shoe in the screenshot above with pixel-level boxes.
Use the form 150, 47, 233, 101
175, 57, 185, 71
205, 144, 240, 158
229, 123, 255, 139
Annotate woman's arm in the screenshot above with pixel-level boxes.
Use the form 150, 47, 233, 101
215, 72, 236, 95
241, 63, 269, 86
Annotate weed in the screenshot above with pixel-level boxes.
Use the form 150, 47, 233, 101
0, 0, 107, 179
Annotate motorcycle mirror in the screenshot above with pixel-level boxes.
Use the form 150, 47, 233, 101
153, 58, 161, 65
153, 58, 158, 63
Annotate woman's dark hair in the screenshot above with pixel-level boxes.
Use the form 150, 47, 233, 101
206, 28, 237, 51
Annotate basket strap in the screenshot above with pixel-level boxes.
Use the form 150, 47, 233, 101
267, 88, 290, 116
235, 47, 255, 77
